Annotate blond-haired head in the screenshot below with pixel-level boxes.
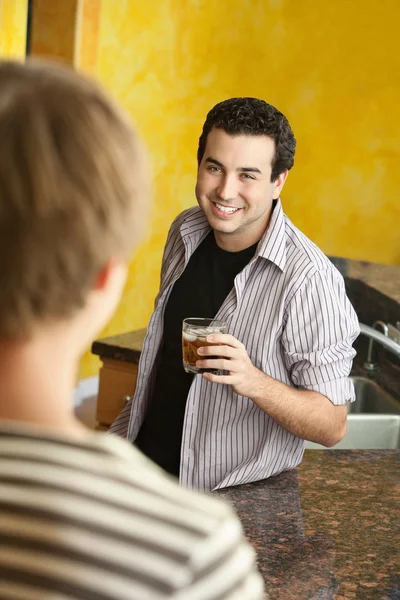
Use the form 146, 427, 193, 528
0, 59, 149, 339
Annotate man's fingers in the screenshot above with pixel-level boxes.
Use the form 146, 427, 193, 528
196, 358, 232, 371
206, 333, 244, 349
202, 372, 232, 385
198, 344, 236, 358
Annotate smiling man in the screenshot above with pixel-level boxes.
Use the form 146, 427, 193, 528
111, 98, 360, 491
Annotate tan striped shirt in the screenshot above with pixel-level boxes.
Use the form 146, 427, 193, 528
111, 200, 360, 491
0, 421, 264, 599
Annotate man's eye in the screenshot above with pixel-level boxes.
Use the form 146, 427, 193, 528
207, 166, 220, 172
241, 173, 255, 180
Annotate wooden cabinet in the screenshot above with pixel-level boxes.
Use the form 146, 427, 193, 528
91, 329, 146, 429
96, 358, 138, 428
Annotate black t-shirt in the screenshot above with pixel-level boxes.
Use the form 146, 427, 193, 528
135, 232, 258, 476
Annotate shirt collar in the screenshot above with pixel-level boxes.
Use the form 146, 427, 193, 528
256, 198, 287, 272
180, 198, 287, 272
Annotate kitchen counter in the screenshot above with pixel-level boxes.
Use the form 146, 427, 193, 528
216, 450, 399, 600
330, 257, 400, 306
92, 328, 146, 364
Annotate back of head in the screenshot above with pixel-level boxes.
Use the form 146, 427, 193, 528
197, 97, 296, 181
0, 59, 148, 339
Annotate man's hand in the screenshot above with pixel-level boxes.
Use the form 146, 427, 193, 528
196, 333, 263, 398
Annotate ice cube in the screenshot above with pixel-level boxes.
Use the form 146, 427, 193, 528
196, 327, 214, 337
183, 330, 197, 342
211, 326, 223, 333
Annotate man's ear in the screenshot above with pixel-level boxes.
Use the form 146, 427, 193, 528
92, 257, 122, 292
272, 170, 288, 199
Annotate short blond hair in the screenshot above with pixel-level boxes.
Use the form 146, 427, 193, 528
0, 59, 149, 338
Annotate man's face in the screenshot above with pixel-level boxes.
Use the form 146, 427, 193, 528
195, 128, 287, 250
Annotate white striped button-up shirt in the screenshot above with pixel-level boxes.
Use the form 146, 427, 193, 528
110, 200, 360, 491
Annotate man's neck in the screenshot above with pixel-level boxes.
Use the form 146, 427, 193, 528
0, 337, 87, 438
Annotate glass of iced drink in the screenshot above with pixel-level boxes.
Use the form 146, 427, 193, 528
182, 317, 227, 374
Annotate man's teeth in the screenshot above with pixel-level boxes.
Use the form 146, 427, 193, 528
215, 203, 239, 214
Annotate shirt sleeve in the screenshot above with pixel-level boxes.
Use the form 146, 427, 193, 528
281, 267, 360, 405
173, 507, 266, 600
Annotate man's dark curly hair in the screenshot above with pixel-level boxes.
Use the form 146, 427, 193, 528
197, 97, 296, 182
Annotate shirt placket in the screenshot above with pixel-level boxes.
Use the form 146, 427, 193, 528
179, 259, 254, 488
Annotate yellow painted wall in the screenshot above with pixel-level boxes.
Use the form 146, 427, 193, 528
0, 1, 398, 377
80, 0, 399, 378
74, 0, 101, 74
0, 0, 28, 57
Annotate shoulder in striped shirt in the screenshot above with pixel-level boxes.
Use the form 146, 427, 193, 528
283, 213, 346, 297
0, 422, 265, 600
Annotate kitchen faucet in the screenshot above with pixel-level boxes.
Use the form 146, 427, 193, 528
359, 321, 400, 372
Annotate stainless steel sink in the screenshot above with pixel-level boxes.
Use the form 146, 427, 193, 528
348, 376, 400, 415
305, 414, 400, 450
305, 376, 400, 450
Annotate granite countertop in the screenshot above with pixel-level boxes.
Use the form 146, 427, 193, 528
330, 257, 400, 305
216, 450, 399, 600
347, 261, 400, 305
